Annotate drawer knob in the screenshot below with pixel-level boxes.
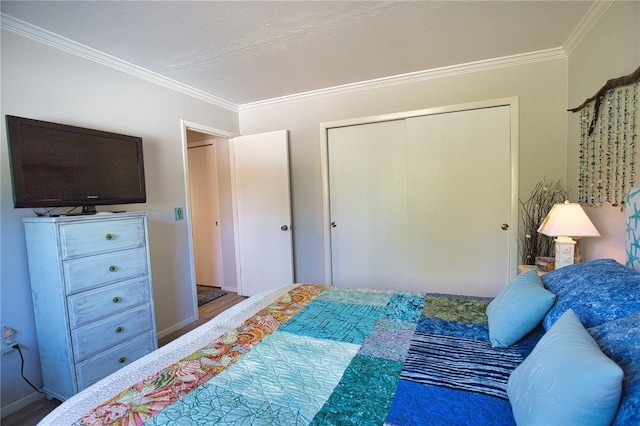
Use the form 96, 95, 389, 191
112, 296, 122, 303
105, 233, 115, 241
118, 357, 127, 364
115, 326, 124, 333
109, 265, 118, 272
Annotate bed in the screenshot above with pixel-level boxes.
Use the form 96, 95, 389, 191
39, 199, 640, 425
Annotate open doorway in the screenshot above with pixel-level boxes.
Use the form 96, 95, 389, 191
182, 121, 294, 302
182, 121, 238, 317
187, 131, 224, 288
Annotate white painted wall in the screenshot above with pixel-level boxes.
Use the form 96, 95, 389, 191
566, 1, 640, 263
239, 60, 569, 283
0, 30, 238, 414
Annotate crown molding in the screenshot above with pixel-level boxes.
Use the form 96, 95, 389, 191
0, 13, 238, 113
563, 0, 614, 56
239, 48, 567, 111
3, 0, 610, 115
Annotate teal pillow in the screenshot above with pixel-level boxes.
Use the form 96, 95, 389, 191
507, 309, 623, 426
486, 269, 555, 347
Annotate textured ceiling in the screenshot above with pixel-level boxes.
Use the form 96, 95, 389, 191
1, 1, 594, 106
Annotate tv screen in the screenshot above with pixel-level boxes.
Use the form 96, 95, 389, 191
6, 115, 146, 212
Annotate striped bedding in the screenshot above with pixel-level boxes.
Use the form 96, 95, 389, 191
41, 284, 543, 425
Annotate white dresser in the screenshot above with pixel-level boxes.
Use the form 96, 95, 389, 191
23, 212, 157, 401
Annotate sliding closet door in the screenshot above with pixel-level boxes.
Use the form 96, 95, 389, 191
406, 106, 512, 296
328, 120, 408, 289
326, 103, 514, 296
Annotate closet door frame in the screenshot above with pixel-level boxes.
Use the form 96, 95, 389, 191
319, 97, 519, 287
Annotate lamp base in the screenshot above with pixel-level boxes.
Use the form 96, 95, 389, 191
554, 237, 577, 269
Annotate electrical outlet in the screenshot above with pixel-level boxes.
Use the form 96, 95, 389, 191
174, 207, 184, 221
1, 344, 16, 355
2, 326, 16, 354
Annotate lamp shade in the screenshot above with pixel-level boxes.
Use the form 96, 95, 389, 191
537, 201, 600, 237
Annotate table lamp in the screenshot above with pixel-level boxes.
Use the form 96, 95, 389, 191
537, 201, 600, 269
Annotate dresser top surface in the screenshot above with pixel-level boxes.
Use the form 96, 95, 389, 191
23, 211, 147, 223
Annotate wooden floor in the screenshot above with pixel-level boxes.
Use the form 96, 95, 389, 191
1, 289, 247, 426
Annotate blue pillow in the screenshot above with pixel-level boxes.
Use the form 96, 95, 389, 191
486, 269, 555, 347
507, 309, 623, 426
589, 312, 640, 426
541, 259, 640, 329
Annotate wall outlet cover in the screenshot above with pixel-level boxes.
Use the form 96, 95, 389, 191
1, 344, 16, 355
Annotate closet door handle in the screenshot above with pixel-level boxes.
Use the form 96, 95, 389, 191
331, 222, 337, 228
281, 225, 289, 231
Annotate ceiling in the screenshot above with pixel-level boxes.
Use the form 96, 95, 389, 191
1, 1, 595, 106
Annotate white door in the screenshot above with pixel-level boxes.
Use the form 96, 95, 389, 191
231, 130, 294, 296
328, 120, 409, 289
405, 106, 512, 296
187, 142, 224, 287
327, 104, 514, 296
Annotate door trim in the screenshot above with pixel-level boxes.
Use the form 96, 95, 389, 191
319, 97, 519, 286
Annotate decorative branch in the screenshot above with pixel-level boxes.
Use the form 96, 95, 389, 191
519, 178, 569, 265
568, 65, 640, 136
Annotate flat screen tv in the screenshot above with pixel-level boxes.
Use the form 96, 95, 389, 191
6, 115, 146, 214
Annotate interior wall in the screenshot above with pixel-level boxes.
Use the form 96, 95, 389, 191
0, 30, 239, 414
566, 1, 640, 263
239, 59, 569, 284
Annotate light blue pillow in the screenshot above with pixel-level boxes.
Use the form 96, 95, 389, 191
486, 269, 555, 347
507, 309, 623, 426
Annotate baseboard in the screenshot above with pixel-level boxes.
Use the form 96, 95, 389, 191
157, 284, 239, 339
0, 390, 45, 418
156, 314, 197, 340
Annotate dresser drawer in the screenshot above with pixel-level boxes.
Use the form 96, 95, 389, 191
59, 218, 146, 259
75, 330, 156, 391
67, 277, 151, 328
71, 304, 153, 362
63, 247, 148, 294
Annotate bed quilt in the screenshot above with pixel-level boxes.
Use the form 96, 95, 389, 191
74, 285, 542, 425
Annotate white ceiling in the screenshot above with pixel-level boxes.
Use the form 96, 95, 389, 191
1, 1, 595, 106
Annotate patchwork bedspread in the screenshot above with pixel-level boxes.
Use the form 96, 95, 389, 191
69, 285, 543, 425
